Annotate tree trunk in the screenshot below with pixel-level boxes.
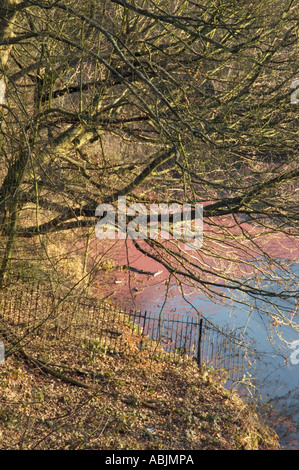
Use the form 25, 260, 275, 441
0, 147, 29, 286
0, 0, 21, 92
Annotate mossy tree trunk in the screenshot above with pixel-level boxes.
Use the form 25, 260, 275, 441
0, 0, 24, 285
0, 147, 29, 286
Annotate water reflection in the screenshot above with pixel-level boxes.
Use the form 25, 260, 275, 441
135, 263, 299, 449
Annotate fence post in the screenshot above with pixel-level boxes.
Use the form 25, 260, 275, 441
139, 310, 147, 351
197, 318, 203, 369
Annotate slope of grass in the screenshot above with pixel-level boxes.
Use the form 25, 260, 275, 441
0, 297, 280, 451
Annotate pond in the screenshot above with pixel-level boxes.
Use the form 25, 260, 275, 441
133, 262, 299, 450
90, 235, 299, 449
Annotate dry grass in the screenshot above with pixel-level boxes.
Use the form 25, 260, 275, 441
0, 294, 280, 451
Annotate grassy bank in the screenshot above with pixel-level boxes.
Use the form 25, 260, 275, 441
0, 289, 279, 450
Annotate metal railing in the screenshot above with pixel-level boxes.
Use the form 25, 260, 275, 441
0, 276, 251, 381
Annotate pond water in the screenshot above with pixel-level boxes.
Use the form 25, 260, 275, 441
133, 263, 299, 450
90, 236, 299, 449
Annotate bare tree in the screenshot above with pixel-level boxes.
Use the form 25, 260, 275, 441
0, 0, 298, 332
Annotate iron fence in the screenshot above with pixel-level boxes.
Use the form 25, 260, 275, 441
0, 276, 251, 381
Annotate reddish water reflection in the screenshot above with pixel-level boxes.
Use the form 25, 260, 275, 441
89, 216, 298, 313
86, 219, 299, 450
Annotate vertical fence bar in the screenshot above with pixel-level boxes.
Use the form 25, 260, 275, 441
173, 317, 180, 356
139, 310, 147, 351
190, 318, 196, 358
197, 318, 203, 369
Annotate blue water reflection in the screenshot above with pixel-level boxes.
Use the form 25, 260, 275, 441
137, 263, 299, 449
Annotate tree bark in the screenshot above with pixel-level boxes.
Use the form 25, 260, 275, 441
0, 0, 21, 90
